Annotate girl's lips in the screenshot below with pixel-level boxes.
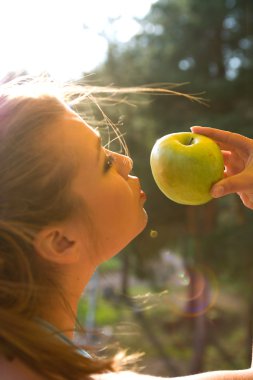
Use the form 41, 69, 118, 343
128, 176, 147, 201
140, 189, 147, 201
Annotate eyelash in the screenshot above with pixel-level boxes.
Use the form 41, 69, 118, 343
104, 154, 115, 172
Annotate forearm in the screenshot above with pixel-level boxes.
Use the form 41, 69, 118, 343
93, 368, 253, 380
172, 369, 253, 380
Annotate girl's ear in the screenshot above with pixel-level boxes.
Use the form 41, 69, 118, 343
33, 226, 80, 264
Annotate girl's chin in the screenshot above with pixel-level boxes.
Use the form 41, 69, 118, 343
100, 213, 149, 263
134, 211, 149, 237
142, 209, 148, 229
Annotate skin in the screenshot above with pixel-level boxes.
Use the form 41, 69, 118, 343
93, 369, 253, 379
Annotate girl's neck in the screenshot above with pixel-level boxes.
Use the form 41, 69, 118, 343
39, 266, 95, 339
39, 294, 79, 339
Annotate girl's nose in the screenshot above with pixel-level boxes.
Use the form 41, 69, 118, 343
113, 152, 133, 179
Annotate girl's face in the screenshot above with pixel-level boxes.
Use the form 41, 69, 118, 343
57, 110, 148, 266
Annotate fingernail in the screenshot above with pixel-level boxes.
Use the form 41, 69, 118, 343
211, 185, 224, 198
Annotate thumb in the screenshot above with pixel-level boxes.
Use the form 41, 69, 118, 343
211, 172, 251, 198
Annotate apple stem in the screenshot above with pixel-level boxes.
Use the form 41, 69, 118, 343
187, 137, 194, 145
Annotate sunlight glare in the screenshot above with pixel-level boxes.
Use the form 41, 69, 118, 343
0, 0, 156, 81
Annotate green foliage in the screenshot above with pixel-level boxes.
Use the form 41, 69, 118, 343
95, 0, 253, 285
78, 296, 125, 326
98, 257, 122, 273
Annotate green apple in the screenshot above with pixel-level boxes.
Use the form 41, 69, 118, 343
150, 132, 224, 205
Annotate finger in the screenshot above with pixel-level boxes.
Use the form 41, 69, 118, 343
222, 150, 232, 165
239, 193, 253, 210
210, 172, 253, 198
191, 126, 252, 153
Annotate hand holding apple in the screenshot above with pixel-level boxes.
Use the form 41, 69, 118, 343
150, 132, 224, 205
191, 126, 253, 210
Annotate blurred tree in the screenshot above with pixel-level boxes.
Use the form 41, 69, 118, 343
90, 0, 253, 374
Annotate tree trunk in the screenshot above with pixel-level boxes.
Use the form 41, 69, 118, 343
121, 254, 130, 296
185, 204, 217, 374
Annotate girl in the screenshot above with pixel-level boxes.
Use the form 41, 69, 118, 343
0, 77, 252, 379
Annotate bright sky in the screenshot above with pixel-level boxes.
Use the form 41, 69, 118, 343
0, 0, 157, 82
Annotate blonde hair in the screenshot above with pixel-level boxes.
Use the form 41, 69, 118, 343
0, 75, 201, 379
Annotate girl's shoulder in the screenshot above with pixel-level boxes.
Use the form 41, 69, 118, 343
0, 355, 46, 380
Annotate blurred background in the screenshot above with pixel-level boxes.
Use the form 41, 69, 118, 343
1, 0, 253, 376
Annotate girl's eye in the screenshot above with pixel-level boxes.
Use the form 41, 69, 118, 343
104, 154, 115, 172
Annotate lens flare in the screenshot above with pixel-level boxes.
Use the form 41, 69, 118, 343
165, 264, 219, 318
